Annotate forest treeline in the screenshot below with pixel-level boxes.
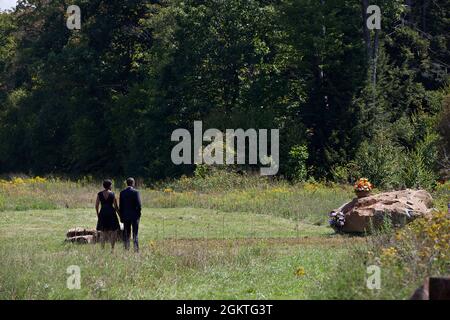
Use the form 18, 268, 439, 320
0, 0, 448, 187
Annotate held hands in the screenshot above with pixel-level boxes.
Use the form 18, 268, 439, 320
117, 209, 123, 223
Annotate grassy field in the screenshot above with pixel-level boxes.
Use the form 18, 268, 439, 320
0, 208, 353, 299
0, 175, 448, 299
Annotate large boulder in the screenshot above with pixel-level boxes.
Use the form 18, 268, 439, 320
332, 189, 434, 233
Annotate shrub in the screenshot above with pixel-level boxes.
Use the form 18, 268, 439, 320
354, 134, 402, 188
194, 164, 211, 179
353, 131, 440, 190
287, 145, 309, 182
399, 150, 436, 189
330, 161, 361, 184
437, 94, 450, 156
400, 132, 439, 189
432, 181, 450, 211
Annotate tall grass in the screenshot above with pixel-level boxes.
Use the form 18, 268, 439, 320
313, 211, 450, 299
1, 173, 447, 224
0, 177, 99, 211
146, 186, 351, 224
0, 173, 354, 224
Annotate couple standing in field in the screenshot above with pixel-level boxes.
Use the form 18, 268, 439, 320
95, 177, 142, 252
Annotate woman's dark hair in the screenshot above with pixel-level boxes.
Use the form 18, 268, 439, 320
103, 179, 112, 190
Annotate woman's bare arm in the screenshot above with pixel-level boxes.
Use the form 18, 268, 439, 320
114, 197, 119, 213
95, 195, 100, 216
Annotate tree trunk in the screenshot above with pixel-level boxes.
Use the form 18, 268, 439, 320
422, 0, 429, 32
372, 29, 379, 87
406, 0, 414, 23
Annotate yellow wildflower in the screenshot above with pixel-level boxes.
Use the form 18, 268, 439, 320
395, 231, 403, 241
295, 267, 306, 277
32, 176, 47, 183
380, 247, 398, 264
12, 177, 25, 185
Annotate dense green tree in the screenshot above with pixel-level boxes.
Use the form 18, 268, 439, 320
0, 0, 447, 184
281, 0, 367, 177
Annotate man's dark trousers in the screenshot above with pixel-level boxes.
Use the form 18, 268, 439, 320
123, 219, 139, 251
119, 186, 142, 252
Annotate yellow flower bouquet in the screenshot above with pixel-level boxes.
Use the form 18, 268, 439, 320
354, 178, 373, 198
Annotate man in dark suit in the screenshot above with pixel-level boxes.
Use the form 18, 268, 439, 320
119, 177, 142, 252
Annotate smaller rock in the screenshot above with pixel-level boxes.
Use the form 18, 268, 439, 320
65, 227, 124, 244
65, 235, 95, 244
66, 227, 98, 238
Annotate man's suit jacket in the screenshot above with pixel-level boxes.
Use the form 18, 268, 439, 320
119, 187, 142, 222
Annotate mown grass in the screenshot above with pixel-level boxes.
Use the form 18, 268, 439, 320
2, 206, 446, 300
0, 208, 350, 299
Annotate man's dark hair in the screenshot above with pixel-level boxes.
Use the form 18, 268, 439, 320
103, 179, 112, 190
126, 177, 135, 187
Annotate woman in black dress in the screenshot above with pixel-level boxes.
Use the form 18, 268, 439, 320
95, 180, 120, 250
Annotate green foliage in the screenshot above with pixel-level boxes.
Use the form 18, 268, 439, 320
287, 145, 308, 181
437, 94, 450, 178
353, 132, 440, 189
400, 133, 439, 189
194, 164, 211, 179
0, 0, 447, 185
330, 161, 360, 185
354, 134, 402, 188
433, 181, 450, 211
